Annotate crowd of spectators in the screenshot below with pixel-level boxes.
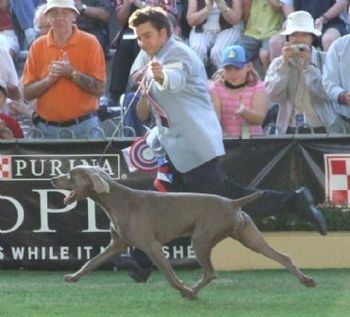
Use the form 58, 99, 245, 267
0, 0, 350, 140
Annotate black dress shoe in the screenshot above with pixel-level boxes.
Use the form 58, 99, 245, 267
128, 264, 152, 283
295, 187, 327, 235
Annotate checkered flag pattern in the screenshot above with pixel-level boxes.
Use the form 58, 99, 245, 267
324, 154, 350, 206
0, 155, 11, 180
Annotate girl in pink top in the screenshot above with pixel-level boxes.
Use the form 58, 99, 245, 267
209, 45, 268, 137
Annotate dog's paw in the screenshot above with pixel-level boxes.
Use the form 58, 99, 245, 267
64, 274, 79, 283
180, 287, 198, 300
301, 275, 316, 288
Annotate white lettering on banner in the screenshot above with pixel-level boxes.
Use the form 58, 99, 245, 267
10, 246, 94, 261
33, 189, 77, 233
1, 245, 194, 261
162, 245, 196, 259
83, 198, 109, 233
50, 160, 63, 176
32, 159, 50, 176
15, 160, 26, 176
3, 154, 120, 181
0, 190, 109, 234
0, 195, 24, 233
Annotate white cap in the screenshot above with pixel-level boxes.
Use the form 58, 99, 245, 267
281, 11, 321, 37
44, 0, 79, 15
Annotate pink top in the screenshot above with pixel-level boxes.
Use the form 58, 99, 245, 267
209, 80, 266, 137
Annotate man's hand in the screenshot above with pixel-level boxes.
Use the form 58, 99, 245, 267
206, 0, 214, 10
338, 92, 350, 105
315, 16, 327, 33
149, 60, 164, 85
48, 52, 73, 80
282, 43, 310, 69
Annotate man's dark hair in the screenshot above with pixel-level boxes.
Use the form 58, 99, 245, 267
129, 6, 172, 37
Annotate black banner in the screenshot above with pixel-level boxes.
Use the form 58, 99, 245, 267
0, 137, 349, 269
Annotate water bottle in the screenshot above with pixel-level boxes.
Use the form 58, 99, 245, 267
241, 121, 250, 139
99, 95, 109, 107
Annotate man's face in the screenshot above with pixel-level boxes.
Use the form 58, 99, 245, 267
289, 32, 313, 46
134, 22, 168, 57
46, 8, 76, 33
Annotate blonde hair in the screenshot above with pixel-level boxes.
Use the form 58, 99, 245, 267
212, 65, 260, 87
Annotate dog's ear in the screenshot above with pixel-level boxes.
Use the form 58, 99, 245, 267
87, 168, 110, 194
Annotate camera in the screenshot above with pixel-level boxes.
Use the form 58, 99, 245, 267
291, 44, 306, 52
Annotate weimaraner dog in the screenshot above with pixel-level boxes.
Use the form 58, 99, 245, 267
51, 165, 315, 300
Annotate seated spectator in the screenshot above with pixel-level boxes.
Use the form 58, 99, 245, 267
10, 0, 44, 49
323, 33, 350, 133
0, 0, 20, 57
186, 0, 243, 72
74, 0, 114, 55
239, 0, 293, 74
269, 0, 349, 59
108, 1, 142, 107
0, 78, 24, 139
209, 44, 268, 137
265, 11, 337, 134
293, 0, 349, 51
22, 0, 106, 139
0, 46, 20, 100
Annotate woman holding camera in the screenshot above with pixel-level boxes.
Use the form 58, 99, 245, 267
265, 11, 337, 134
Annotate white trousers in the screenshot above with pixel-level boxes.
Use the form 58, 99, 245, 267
188, 23, 243, 69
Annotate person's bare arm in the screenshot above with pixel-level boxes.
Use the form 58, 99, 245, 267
136, 95, 151, 121
70, 69, 105, 97
315, 0, 348, 29
187, 0, 214, 27
267, 0, 284, 13
23, 76, 57, 101
215, 0, 242, 25
236, 91, 268, 125
242, 0, 252, 24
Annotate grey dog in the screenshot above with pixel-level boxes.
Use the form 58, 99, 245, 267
51, 165, 316, 300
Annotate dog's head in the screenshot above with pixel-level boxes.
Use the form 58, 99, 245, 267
51, 165, 110, 205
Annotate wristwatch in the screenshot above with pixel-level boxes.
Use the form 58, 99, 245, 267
81, 4, 87, 14
70, 70, 79, 81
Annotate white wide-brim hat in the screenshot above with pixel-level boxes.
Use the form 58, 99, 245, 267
44, 0, 80, 15
281, 11, 321, 37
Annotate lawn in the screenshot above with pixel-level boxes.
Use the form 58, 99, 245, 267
0, 269, 349, 317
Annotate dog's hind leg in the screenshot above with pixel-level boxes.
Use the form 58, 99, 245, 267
235, 214, 316, 287
191, 239, 217, 295
142, 241, 197, 300
65, 235, 128, 283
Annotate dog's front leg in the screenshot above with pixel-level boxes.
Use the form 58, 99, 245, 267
143, 241, 197, 300
65, 239, 128, 283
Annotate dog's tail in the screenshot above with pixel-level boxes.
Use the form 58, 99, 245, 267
232, 191, 263, 208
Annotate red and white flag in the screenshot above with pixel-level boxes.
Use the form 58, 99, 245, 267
0, 155, 12, 180
324, 154, 350, 206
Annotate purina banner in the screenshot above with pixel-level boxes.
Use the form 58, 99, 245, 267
1, 137, 350, 269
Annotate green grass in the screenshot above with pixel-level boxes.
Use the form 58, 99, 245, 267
0, 269, 350, 317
